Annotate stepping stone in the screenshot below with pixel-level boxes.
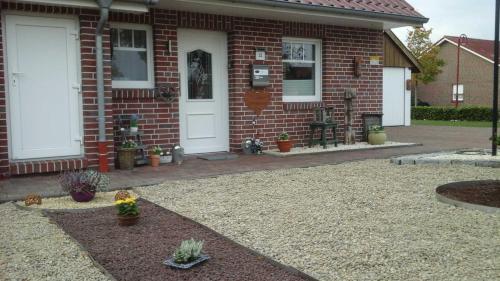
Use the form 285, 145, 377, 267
197, 153, 239, 161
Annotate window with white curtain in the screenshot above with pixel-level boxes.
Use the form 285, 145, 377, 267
282, 38, 321, 102
110, 23, 154, 88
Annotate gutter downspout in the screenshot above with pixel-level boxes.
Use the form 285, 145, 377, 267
96, 0, 113, 172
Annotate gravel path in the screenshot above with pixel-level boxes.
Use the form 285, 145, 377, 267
137, 159, 500, 281
0, 203, 112, 281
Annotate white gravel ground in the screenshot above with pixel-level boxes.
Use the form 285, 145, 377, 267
0, 203, 111, 281
137, 159, 500, 281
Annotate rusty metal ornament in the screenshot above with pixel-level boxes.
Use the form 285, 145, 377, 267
24, 194, 42, 206
244, 89, 271, 116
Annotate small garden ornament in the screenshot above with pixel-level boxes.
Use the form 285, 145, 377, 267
118, 139, 138, 170
172, 144, 185, 165
114, 190, 131, 201
24, 194, 42, 206
164, 238, 209, 269
115, 196, 140, 226
276, 132, 293, 153
59, 170, 109, 202
150, 145, 162, 167
368, 125, 387, 145
129, 114, 139, 133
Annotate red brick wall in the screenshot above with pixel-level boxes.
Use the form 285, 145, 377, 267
110, 10, 383, 152
0, 4, 383, 176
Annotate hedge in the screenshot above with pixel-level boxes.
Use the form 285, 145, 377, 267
411, 106, 499, 121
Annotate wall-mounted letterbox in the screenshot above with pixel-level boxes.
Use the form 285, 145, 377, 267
251, 65, 269, 87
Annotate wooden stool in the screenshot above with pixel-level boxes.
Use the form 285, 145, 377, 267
308, 122, 338, 149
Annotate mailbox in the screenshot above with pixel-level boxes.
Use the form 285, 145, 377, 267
251, 65, 269, 87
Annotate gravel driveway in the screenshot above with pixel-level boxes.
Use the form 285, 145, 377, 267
138, 160, 500, 281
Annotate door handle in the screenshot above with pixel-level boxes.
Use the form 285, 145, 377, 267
12, 71, 24, 75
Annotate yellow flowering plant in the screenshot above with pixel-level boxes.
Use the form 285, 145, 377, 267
114, 197, 139, 216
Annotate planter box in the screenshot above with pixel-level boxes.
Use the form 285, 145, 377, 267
163, 254, 210, 269
160, 155, 172, 164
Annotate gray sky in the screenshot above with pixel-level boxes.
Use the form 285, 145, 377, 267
393, 0, 496, 44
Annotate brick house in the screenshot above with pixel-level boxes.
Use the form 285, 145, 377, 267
1, 0, 427, 176
418, 36, 500, 107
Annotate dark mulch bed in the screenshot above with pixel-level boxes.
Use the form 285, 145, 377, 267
46, 199, 317, 281
436, 180, 500, 208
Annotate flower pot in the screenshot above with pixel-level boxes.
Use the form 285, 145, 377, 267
150, 155, 160, 167
118, 148, 136, 170
117, 214, 140, 226
163, 254, 210, 269
70, 190, 96, 202
130, 126, 138, 133
368, 131, 387, 145
160, 155, 172, 164
276, 140, 293, 153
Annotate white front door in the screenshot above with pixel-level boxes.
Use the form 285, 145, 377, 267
6, 15, 82, 160
178, 29, 229, 154
383, 67, 410, 126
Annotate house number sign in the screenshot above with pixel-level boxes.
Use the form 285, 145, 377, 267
244, 89, 271, 116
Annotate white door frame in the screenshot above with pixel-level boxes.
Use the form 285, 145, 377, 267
177, 29, 229, 154
3, 13, 83, 160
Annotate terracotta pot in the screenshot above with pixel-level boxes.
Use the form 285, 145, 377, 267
276, 140, 293, 153
70, 190, 96, 202
117, 214, 140, 226
118, 148, 136, 170
368, 131, 387, 145
150, 155, 160, 167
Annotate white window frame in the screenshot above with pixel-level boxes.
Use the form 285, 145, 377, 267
110, 23, 154, 89
452, 84, 464, 102
282, 37, 322, 102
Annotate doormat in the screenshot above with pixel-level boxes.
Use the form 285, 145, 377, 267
46, 200, 318, 281
197, 153, 239, 161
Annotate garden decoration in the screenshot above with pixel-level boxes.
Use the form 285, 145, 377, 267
368, 125, 387, 145
164, 238, 209, 269
118, 139, 138, 170
344, 88, 357, 145
242, 136, 264, 155
115, 196, 140, 226
154, 83, 178, 103
24, 194, 42, 206
276, 132, 293, 153
243, 89, 271, 116
150, 145, 162, 167
160, 150, 172, 164
59, 170, 109, 202
172, 144, 185, 165
129, 114, 139, 133
114, 190, 131, 201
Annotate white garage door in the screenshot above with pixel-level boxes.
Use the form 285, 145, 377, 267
383, 67, 411, 126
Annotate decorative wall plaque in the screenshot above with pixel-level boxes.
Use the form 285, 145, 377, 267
244, 89, 271, 116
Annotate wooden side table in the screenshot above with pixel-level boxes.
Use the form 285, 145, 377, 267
308, 122, 339, 149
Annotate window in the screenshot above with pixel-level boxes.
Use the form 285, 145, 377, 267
452, 84, 464, 102
282, 38, 321, 102
111, 23, 154, 88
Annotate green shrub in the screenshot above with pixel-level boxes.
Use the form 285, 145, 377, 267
412, 106, 498, 121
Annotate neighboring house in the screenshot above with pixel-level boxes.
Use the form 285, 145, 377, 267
383, 30, 421, 126
418, 36, 500, 107
1, 0, 427, 176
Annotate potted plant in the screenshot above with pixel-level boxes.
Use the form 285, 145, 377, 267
150, 145, 162, 167
160, 150, 172, 164
164, 239, 209, 269
118, 139, 137, 170
276, 132, 293, 153
114, 196, 140, 226
368, 125, 387, 145
130, 114, 139, 133
59, 170, 109, 202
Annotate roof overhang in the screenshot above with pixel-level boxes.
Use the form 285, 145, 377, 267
14, 0, 150, 13
151, 0, 428, 30
385, 30, 422, 73
436, 37, 497, 65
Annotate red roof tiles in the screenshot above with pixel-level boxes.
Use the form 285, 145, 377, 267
269, 0, 425, 18
445, 36, 498, 62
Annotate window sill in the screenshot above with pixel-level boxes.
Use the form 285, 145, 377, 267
283, 101, 324, 111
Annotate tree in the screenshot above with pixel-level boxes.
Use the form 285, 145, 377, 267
407, 27, 445, 84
